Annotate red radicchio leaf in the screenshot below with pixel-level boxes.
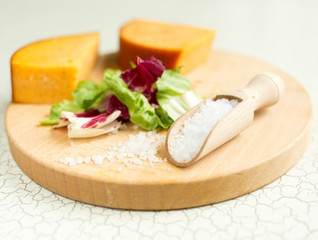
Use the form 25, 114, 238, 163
106, 95, 130, 120
74, 109, 100, 118
142, 88, 159, 108
82, 96, 130, 129
121, 56, 165, 96
81, 113, 110, 129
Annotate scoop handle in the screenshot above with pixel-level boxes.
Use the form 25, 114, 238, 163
242, 72, 285, 111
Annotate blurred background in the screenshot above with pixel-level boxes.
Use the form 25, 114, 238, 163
1, 0, 317, 103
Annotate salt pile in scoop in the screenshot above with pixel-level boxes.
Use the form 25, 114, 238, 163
170, 98, 238, 163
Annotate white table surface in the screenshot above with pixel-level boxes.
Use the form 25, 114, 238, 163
1, 0, 318, 239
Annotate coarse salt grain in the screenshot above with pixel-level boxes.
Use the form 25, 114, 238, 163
130, 158, 143, 165
76, 156, 84, 164
65, 157, 73, 164
59, 131, 167, 168
59, 158, 66, 164
170, 98, 239, 163
68, 158, 76, 166
93, 155, 104, 165
107, 131, 166, 166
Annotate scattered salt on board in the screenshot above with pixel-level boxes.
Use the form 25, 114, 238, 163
169, 98, 239, 163
59, 131, 167, 168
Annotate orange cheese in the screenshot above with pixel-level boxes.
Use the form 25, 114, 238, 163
11, 33, 99, 104
119, 20, 215, 73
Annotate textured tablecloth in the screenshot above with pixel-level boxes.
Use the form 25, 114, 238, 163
1, 0, 317, 239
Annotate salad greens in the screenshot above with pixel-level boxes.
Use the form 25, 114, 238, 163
72, 79, 108, 110
155, 67, 192, 106
41, 56, 203, 136
40, 100, 84, 125
154, 67, 202, 120
104, 71, 161, 130
160, 90, 202, 120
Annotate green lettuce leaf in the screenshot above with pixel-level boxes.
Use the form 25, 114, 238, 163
155, 67, 202, 121
40, 100, 84, 125
72, 79, 109, 110
104, 72, 163, 130
104, 68, 122, 78
155, 68, 192, 105
160, 90, 202, 120
155, 107, 174, 129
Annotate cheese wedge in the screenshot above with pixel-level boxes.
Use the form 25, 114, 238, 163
119, 20, 215, 73
11, 33, 99, 104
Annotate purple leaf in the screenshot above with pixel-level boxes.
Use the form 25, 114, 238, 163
106, 95, 130, 120
80, 110, 121, 129
81, 113, 110, 129
74, 109, 100, 118
121, 56, 165, 93
142, 89, 159, 108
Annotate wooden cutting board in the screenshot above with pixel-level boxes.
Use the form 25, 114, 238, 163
5, 50, 313, 210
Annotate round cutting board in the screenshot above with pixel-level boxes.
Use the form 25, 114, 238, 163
5, 51, 313, 210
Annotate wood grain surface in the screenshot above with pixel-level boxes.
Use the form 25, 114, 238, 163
5, 50, 313, 210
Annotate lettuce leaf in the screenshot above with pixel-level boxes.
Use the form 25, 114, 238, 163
155, 68, 192, 105
104, 72, 164, 130
40, 100, 84, 125
73, 68, 122, 110
161, 90, 202, 120
155, 68, 202, 120
72, 69, 122, 110
155, 107, 174, 129
72, 79, 108, 110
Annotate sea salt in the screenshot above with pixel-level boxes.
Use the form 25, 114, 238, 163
107, 131, 166, 166
65, 157, 73, 164
84, 157, 91, 163
130, 158, 143, 165
92, 155, 104, 165
76, 156, 84, 164
170, 98, 238, 163
68, 157, 76, 166
59, 158, 66, 164
59, 131, 166, 168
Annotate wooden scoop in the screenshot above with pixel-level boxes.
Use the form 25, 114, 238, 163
166, 72, 285, 167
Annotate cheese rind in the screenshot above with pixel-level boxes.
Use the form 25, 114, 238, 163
119, 20, 215, 73
11, 33, 99, 104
